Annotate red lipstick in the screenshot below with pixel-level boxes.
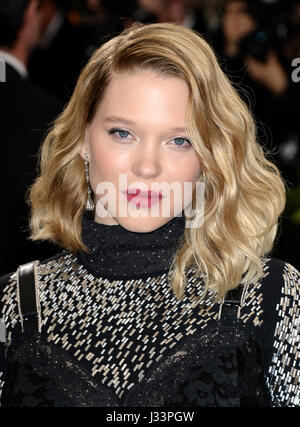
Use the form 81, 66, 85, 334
122, 188, 163, 208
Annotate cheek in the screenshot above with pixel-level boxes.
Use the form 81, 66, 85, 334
188, 162, 202, 181
189, 154, 202, 179
170, 156, 202, 184
89, 145, 127, 183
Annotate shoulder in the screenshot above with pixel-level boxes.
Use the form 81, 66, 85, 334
258, 256, 300, 301
261, 256, 289, 278
246, 257, 299, 352
0, 250, 71, 285
0, 65, 63, 118
238, 256, 299, 327
21, 79, 64, 127
0, 251, 72, 333
241, 256, 297, 300
37, 250, 79, 279
0, 268, 19, 335
261, 256, 300, 324
250, 256, 300, 318
256, 259, 300, 405
25, 79, 64, 112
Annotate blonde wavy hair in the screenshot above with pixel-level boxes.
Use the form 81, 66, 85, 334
29, 22, 286, 301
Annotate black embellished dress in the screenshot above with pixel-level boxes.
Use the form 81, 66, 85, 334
0, 214, 299, 407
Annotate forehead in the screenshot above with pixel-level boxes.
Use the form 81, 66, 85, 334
96, 70, 190, 119
106, 69, 188, 92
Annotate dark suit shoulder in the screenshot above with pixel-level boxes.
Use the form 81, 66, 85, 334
24, 76, 64, 114
0, 63, 63, 120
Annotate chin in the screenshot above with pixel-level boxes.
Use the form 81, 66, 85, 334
117, 216, 172, 233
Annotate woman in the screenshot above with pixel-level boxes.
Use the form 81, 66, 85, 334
0, 21, 299, 407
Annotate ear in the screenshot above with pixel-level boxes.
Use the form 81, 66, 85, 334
79, 127, 90, 161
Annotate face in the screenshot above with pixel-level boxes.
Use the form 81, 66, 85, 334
22, 0, 43, 52
80, 70, 202, 232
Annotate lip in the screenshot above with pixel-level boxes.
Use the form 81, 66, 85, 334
121, 189, 163, 208
125, 189, 163, 198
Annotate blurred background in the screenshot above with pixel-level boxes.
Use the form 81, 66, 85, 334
0, 0, 299, 275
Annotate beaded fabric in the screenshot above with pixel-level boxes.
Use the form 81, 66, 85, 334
78, 212, 186, 279
0, 214, 299, 406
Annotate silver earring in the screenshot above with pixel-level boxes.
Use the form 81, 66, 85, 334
84, 154, 95, 211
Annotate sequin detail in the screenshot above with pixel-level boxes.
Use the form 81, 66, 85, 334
38, 253, 216, 398
265, 262, 300, 406
1, 253, 299, 406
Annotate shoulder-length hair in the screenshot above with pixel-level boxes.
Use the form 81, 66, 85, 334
29, 22, 286, 301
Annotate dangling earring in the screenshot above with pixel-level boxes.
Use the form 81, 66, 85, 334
84, 154, 95, 211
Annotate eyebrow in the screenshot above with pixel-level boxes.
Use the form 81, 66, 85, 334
103, 115, 187, 133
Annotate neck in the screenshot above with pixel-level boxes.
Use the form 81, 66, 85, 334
0, 43, 29, 68
77, 212, 187, 280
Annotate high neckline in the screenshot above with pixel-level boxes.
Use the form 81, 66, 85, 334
76, 213, 186, 280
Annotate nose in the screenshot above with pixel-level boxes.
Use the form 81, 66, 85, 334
131, 141, 162, 180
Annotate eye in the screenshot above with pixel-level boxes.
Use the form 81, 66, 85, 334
172, 137, 191, 149
108, 128, 131, 140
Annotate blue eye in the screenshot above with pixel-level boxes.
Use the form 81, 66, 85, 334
173, 137, 191, 147
108, 128, 191, 149
118, 130, 130, 138
109, 129, 130, 139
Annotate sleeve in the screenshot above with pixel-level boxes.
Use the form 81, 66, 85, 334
0, 272, 19, 403
264, 262, 300, 407
0, 318, 6, 401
